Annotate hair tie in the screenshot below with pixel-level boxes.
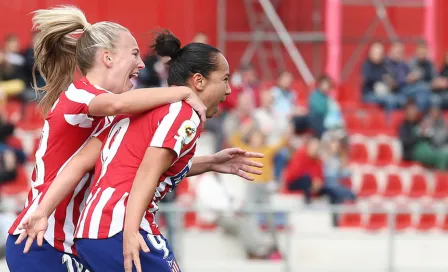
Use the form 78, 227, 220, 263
83, 23, 93, 32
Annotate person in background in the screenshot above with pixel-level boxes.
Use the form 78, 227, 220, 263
308, 75, 332, 137
321, 135, 355, 226
230, 120, 286, 260
432, 52, 448, 109
362, 42, 402, 112
192, 32, 209, 44
22, 32, 45, 102
399, 100, 448, 170
284, 137, 323, 204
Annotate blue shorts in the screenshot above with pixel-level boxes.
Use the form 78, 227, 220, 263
6, 234, 87, 272
76, 230, 181, 272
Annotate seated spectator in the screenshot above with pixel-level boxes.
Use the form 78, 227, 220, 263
308, 75, 344, 137
271, 71, 297, 119
432, 52, 448, 109
22, 31, 45, 102
399, 100, 448, 170
0, 48, 25, 97
420, 103, 448, 150
223, 64, 261, 111
253, 90, 287, 145
223, 92, 254, 140
321, 135, 356, 226
383, 41, 431, 112
284, 137, 323, 204
362, 42, 402, 111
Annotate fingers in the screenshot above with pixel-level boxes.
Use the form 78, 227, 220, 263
23, 236, 35, 254
243, 152, 264, 159
138, 234, 150, 253
133, 253, 142, 272
124, 254, 133, 272
37, 231, 44, 247
237, 170, 255, 181
243, 159, 264, 168
15, 231, 28, 245
240, 164, 263, 176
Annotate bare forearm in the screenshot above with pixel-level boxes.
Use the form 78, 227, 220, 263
187, 155, 214, 177
38, 159, 92, 216
124, 174, 160, 232
89, 86, 191, 116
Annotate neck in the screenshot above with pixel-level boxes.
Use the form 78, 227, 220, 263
85, 69, 109, 90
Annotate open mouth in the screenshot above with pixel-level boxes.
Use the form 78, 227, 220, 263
128, 72, 139, 80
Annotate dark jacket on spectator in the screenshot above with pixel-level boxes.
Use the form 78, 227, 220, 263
362, 60, 388, 95
385, 58, 410, 90
409, 58, 437, 83
399, 119, 420, 161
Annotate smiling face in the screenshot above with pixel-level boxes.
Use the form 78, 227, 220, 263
195, 53, 231, 118
105, 31, 145, 93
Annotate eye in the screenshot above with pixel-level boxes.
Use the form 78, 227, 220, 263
133, 53, 138, 58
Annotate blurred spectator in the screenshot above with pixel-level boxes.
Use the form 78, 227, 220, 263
284, 137, 323, 204
385, 41, 410, 92
0, 38, 25, 97
308, 75, 344, 137
22, 32, 45, 101
192, 32, 209, 44
271, 71, 297, 119
419, 103, 448, 150
137, 55, 167, 88
399, 100, 448, 170
432, 52, 448, 109
223, 64, 261, 111
253, 90, 286, 145
321, 135, 355, 226
223, 92, 253, 140
362, 42, 401, 111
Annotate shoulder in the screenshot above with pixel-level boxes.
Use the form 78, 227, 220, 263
64, 79, 108, 105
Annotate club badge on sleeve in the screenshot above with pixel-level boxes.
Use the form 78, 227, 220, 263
177, 120, 197, 145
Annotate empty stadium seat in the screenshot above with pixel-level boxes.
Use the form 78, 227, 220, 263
395, 211, 412, 231
407, 173, 428, 199
358, 173, 378, 197
350, 142, 369, 163
432, 173, 448, 199
339, 205, 362, 228
376, 142, 395, 165
416, 212, 437, 231
365, 209, 387, 231
382, 173, 403, 197
441, 214, 448, 231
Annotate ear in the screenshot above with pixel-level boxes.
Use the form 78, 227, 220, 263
191, 73, 206, 91
102, 50, 113, 68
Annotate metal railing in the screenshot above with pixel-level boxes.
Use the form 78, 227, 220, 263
157, 202, 448, 272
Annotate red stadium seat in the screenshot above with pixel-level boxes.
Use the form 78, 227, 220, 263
365, 209, 387, 231
432, 173, 448, 199
407, 173, 428, 199
416, 212, 437, 231
395, 211, 412, 231
358, 173, 378, 197
376, 142, 395, 165
350, 142, 369, 163
382, 173, 403, 197
339, 206, 362, 228
441, 214, 448, 232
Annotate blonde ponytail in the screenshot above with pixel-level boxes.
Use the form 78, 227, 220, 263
32, 6, 128, 115
32, 6, 89, 115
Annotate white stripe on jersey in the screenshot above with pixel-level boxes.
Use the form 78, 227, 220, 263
62, 172, 90, 252
64, 114, 93, 128
108, 192, 128, 237
76, 188, 101, 238
89, 187, 115, 239
34, 121, 50, 191
140, 216, 152, 235
65, 85, 96, 105
150, 102, 182, 148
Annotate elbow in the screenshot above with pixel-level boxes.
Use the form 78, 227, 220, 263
107, 100, 126, 115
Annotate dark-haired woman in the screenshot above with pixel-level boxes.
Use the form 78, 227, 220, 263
17, 30, 265, 272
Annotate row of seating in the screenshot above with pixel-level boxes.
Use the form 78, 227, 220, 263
347, 165, 448, 199
349, 134, 402, 165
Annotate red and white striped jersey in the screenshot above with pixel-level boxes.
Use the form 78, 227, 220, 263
75, 101, 201, 239
9, 77, 112, 254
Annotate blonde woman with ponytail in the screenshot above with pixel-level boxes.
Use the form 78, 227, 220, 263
5, 6, 206, 272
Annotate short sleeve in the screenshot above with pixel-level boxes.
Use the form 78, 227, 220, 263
149, 102, 201, 158
62, 82, 108, 128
